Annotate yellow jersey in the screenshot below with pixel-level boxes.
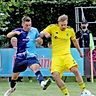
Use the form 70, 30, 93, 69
43, 24, 76, 56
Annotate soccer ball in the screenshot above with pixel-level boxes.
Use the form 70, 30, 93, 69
81, 89, 92, 96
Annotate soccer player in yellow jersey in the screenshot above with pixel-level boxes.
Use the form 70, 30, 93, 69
40, 14, 94, 96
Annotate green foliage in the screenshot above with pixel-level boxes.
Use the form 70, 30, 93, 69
0, 0, 95, 34
0, 0, 96, 47
0, 35, 9, 48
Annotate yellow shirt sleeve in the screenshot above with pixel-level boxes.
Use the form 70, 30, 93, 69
70, 28, 76, 40
43, 24, 53, 34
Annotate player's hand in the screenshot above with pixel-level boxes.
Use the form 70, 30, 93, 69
35, 37, 43, 45
15, 31, 21, 35
80, 53, 84, 58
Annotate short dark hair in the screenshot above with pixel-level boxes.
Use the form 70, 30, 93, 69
22, 16, 31, 23
81, 19, 88, 24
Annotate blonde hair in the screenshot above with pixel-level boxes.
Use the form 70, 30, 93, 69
11, 37, 17, 48
58, 14, 68, 22
11, 37, 17, 42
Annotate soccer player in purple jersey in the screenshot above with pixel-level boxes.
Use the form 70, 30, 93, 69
4, 16, 51, 96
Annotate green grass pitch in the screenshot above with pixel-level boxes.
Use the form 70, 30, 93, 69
0, 78, 96, 96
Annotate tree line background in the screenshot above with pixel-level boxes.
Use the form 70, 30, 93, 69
0, 0, 96, 47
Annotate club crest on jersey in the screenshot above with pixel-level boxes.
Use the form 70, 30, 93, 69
23, 38, 29, 42
54, 32, 58, 39
56, 32, 58, 34
23, 36, 30, 42
54, 36, 58, 39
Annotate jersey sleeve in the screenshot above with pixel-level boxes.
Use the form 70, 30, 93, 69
70, 28, 76, 40
11, 28, 21, 37
43, 24, 53, 34
12, 28, 21, 32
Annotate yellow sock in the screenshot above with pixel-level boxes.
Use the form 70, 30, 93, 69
79, 82, 86, 91
60, 86, 69, 96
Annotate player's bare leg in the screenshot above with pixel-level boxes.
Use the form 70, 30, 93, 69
4, 73, 19, 96
52, 72, 69, 96
70, 67, 85, 91
30, 64, 51, 90
71, 66, 94, 96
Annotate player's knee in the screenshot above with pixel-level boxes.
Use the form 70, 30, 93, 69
52, 72, 60, 80
70, 67, 79, 75
30, 64, 40, 72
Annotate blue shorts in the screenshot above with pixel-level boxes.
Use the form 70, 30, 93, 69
13, 56, 40, 73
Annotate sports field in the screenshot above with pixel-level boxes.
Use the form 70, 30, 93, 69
0, 78, 96, 96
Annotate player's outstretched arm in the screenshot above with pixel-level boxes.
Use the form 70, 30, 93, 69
40, 31, 51, 38
7, 31, 21, 38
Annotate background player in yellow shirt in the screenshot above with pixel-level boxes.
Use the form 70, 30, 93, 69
40, 14, 94, 96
